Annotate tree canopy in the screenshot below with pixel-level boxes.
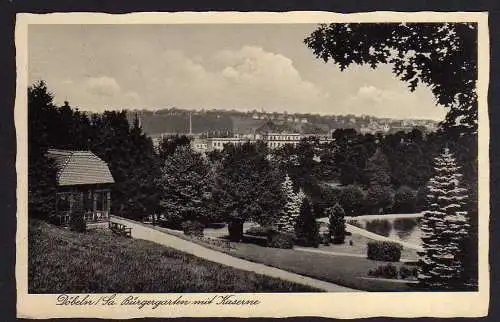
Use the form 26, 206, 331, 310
304, 23, 478, 134
157, 145, 212, 227
212, 142, 285, 233
28, 81, 160, 221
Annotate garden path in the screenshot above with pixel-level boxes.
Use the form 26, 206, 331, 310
110, 216, 357, 292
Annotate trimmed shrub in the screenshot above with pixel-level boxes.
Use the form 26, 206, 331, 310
181, 220, 204, 237
227, 218, 244, 242
368, 264, 418, 280
399, 266, 419, 280
367, 241, 402, 262
267, 229, 294, 249
328, 203, 346, 244
245, 225, 271, 237
368, 263, 398, 279
294, 198, 320, 248
320, 232, 331, 246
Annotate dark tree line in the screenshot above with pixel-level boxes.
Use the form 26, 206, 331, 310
28, 81, 160, 221
28, 81, 287, 240
268, 127, 476, 219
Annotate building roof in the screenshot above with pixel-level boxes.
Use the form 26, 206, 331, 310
46, 149, 115, 186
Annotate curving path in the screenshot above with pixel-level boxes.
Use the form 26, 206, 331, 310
110, 216, 357, 292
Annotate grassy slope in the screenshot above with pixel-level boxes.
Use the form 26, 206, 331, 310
28, 220, 319, 293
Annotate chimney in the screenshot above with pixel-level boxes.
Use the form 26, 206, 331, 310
189, 111, 193, 135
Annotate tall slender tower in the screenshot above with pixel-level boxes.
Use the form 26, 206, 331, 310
189, 111, 193, 135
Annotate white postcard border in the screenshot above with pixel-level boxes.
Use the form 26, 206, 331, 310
15, 11, 490, 319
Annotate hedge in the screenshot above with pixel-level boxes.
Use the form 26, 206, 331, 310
367, 241, 402, 262
368, 263, 398, 279
181, 220, 204, 237
267, 230, 294, 249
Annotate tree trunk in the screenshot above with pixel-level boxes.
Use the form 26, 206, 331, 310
228, 219, 244, 242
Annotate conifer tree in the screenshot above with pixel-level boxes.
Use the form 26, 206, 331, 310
276, 174, 301, 234
328, 203, 346, 244
417, 147, 470, 290
296, 188, 306, 213
295, 197, 320, 247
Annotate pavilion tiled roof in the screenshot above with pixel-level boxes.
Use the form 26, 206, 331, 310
46, 149, 115, 186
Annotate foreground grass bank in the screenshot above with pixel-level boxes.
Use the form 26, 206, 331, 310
28, 219, 319, 293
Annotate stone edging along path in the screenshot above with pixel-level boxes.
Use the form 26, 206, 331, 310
110, 216, 357, 293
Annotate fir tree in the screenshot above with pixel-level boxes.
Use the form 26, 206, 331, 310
296, 188, 306, 214
28, 81, 59, 220
417, 147, 470, 290
276, 174, 301, 234
328, 203, 346, 244
295, 197, 320, 247
125, 114, 162, 220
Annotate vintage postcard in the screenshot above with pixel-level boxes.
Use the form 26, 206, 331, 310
16, 11, 490, 319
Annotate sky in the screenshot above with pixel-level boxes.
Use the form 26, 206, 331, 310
28, 24, 448, 120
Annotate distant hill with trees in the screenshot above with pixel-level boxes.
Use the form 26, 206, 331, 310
124, 107, 438, 136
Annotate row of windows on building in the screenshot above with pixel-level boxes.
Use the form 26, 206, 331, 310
267, 141, 298, 148
264, 135, 301, 141
193, 140, 301, 151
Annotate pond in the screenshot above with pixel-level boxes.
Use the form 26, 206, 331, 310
347, 217, 423, 246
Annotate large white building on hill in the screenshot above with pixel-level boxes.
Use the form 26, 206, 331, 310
191, 132, 332, 153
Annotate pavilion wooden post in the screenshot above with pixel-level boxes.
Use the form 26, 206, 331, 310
92, 188, 97, 222
106, 191, 111, 220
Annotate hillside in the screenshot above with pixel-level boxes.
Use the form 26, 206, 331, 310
28, 219, 318, 293
127, 108, 438, 136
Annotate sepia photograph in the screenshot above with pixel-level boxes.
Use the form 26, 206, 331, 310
15, 11, 490, 319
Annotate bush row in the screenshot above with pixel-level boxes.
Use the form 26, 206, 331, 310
245, 227, 295, 249
368, 263, 418, 280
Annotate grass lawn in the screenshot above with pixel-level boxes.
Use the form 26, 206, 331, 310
28, 219, 320, 293
314, 233, 420, 261
225, 242, 416, 292
108, 217, 417, 292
